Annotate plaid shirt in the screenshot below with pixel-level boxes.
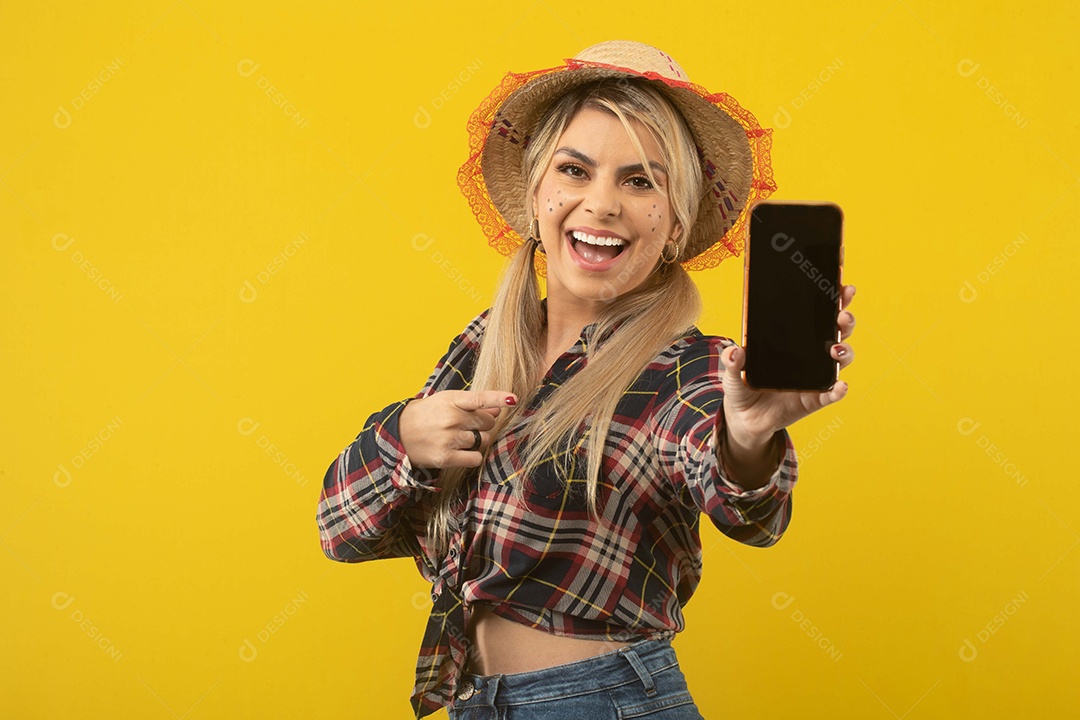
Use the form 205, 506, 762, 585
317, 300, 798, 718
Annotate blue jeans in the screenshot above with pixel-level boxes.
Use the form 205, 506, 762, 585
447, 635, 704, 719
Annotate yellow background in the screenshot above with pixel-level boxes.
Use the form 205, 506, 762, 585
3, 1, 1077, 717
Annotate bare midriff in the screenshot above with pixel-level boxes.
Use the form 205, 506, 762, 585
465, 602, 633, 676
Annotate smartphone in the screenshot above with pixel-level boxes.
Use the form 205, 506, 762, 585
742, 200, 844, 390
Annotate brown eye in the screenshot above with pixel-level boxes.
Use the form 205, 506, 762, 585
556, 163, 587, 179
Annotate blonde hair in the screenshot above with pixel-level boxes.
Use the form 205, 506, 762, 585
426, 78, 706, 558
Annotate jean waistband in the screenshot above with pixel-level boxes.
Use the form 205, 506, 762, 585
452, 634, 679, 708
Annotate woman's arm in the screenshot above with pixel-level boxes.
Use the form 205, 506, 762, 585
316, 312, 486, 563
317, 396, 442, 563
654, 283, 856, 546
652, 335, 797, 548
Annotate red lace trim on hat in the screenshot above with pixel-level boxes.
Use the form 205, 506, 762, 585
456, 60, 777, 273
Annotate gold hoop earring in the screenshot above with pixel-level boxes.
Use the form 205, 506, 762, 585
660, 240, 680, 265
529, 218, 546, 254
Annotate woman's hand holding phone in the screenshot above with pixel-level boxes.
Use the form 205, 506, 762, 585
720, 283, 857, 450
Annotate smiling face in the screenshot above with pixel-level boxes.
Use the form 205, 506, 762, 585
532, 105, 681, 312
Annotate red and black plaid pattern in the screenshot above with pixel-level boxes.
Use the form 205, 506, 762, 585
317, 301, 798, 718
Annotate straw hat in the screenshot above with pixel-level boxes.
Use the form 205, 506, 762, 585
457, 40, 776, 271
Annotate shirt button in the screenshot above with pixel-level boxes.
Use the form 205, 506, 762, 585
431, 589, 440, 602
449, 546, 458, 558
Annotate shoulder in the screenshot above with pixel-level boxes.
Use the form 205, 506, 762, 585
444, 307, 490, 356
651, 326, 737, 368
423, 309, 491, 390
644, 328, 736, 422
636, 327, 738, 402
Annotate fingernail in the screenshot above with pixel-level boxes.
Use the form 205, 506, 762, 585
730, 347, 740, 362
505, 396, 517, 406
834, 345, 846, 357
851, 285, 857, 296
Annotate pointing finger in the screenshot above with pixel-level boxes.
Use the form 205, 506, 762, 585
450, 390, 518, 412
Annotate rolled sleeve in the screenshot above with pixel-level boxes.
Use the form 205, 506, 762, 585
318, 398, 436, 563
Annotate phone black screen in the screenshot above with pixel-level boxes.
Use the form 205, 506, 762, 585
744, 202, 843, 390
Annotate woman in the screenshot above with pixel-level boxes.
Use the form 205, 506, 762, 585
318, 40, 856, 719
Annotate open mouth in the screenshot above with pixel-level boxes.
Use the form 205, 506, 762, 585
566, 230, 628, 270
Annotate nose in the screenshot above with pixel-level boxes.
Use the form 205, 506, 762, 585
583, 180, 621, 218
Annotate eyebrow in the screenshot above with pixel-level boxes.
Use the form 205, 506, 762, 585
554, 146, 668, 177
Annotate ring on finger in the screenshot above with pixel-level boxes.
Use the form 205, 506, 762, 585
468, 429, 481, 452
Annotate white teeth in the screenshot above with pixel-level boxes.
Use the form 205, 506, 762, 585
571, 230, 626, 247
